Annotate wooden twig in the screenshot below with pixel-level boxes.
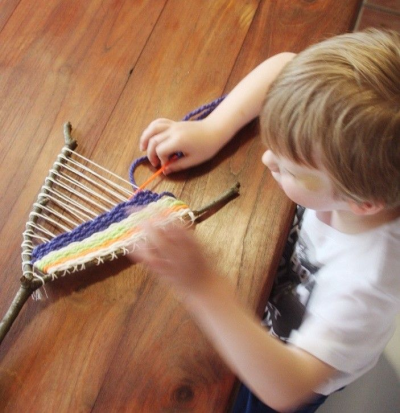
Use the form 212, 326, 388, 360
192, 182, 240, 220
0, 284, 35, 345
0, 123, 78, 345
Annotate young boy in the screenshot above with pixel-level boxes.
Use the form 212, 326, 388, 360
134, 29, 400, 412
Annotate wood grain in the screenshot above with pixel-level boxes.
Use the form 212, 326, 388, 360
0, 0, 21, 31
366, 0, 400, 12
0, 0, 361, 411
357, 5, 400, 31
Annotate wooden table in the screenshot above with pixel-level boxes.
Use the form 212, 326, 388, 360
0, 1, 361, 411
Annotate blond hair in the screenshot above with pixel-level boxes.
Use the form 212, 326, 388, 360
261, 29, 400, 207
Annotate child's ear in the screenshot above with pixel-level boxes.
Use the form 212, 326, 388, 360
348, 200, 385, 215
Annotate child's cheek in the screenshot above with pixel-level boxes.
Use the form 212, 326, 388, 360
281, 176, 322, 206
300, 176, 323, 192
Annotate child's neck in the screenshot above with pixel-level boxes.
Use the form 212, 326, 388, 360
317, 206, 400, 234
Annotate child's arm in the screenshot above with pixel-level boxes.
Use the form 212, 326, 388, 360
132, 224, 335, 412
139, 52, 295, 174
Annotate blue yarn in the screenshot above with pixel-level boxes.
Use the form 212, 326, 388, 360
182, 95, 226, 121
129, 155, 148, 188
32, 190, 174, 263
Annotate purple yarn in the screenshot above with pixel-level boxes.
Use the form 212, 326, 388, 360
182, 95, 226, 121
129, 155, 148, 188
31, 190, 174, 263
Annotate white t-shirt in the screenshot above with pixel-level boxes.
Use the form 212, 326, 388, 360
289, 209, 400, 395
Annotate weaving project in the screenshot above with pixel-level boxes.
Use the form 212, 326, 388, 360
24, 96, 226, 281
32, 192, 193, 276
0, 97, 239, 345
20, 132, 192, 282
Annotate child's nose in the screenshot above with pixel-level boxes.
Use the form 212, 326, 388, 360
262, 150, 279, 173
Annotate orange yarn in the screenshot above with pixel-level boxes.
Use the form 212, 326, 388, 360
131, 155, 179, 198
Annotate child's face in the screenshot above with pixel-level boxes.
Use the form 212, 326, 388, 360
262, 149, 348, 211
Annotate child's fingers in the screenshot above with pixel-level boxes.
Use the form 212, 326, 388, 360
146, 223, 196, 262
154, 139, 185, 170
131, 244, 173, 276
146, 132, 171, 167
139, 118, 174, 151
155, 136, 202, 173
144, 222, 184, 253
130, 223, 209, 292
130, 224, 188, 277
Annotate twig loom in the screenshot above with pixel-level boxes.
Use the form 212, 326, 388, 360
0, 97, 240, 345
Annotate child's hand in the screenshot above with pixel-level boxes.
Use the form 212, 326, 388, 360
139, 119, 224, 174
131, 223, 213, 294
